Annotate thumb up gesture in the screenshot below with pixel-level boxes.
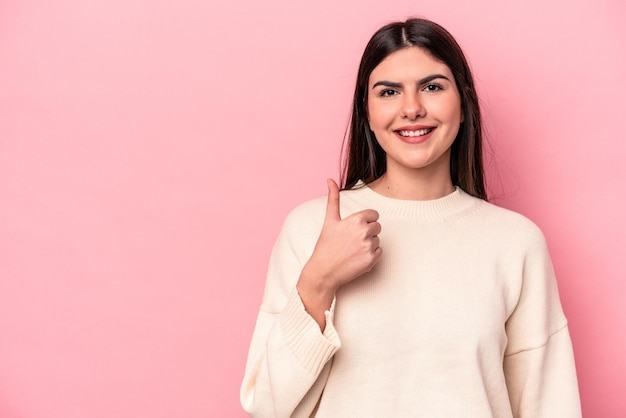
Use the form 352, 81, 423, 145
297, 179, 382, 329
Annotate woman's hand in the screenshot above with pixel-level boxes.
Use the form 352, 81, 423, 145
296, 179, 382, 330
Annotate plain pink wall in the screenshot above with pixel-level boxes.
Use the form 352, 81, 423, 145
1, 0, 624, 416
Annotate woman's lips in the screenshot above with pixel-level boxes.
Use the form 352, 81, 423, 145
394, 127, 435, 144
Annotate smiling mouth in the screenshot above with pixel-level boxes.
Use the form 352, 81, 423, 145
397, 128, 434, 137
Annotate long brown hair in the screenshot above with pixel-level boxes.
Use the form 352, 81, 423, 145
341, 18, 487, 200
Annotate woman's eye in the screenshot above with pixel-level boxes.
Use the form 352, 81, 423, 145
379, 89, 398, 97
423, 83, 443, 92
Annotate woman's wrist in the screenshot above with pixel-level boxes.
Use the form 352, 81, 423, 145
296, 268, 336, 330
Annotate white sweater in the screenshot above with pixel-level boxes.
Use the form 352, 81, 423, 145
241, 185, 581, 417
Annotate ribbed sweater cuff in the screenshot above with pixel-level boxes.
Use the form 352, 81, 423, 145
279, 290, 341, 376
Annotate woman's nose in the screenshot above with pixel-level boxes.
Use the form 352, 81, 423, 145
402, 93, 425, 120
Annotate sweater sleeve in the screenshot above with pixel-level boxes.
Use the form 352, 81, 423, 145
240, 204, 341, 418
503, 226, 581, 417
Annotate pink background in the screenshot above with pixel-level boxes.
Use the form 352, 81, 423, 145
1, 0, 625, 416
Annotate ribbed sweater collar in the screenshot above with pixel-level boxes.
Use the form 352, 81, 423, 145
344, 181, 480, 222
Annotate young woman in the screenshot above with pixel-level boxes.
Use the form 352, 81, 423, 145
241, 18, 581, 417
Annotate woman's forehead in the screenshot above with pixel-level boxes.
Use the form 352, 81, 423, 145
370, 47, 453, 83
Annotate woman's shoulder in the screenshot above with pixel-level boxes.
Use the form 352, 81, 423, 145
476, 197, 536, 222
471, 196, 547, 246
279, 195, 328, 235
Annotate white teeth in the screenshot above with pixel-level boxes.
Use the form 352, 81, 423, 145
398, 129, 432, 137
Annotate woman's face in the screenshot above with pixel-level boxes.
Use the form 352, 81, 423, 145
367, 46, 463, 177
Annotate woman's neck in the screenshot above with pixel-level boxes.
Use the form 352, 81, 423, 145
368, 165, 455, 201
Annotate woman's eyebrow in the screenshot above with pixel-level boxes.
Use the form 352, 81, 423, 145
418, 74, 450, 84
372, 80, 403, 89
372, 74, 451, 89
